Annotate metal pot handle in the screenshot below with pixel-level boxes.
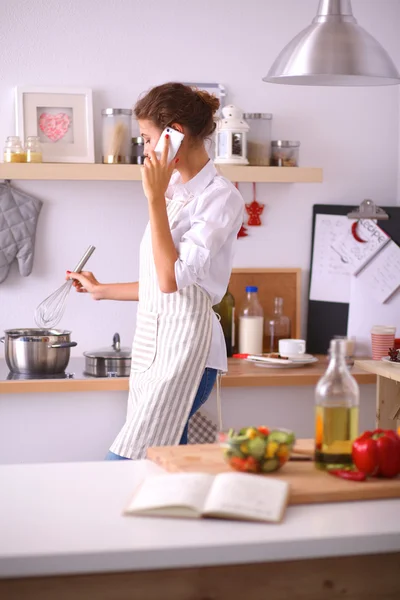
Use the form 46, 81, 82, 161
113, 333, 121, 352
48, 342, 78, 349
0, 337, 4, 344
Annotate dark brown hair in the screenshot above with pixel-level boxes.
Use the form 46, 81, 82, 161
134, 82, 220, 140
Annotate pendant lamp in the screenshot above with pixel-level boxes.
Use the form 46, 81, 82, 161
264, 0, 400, 86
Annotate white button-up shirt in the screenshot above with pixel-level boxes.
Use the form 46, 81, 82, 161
166, 160, 244, 372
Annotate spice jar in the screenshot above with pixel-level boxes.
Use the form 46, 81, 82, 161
271, 140, 300, 167
243, 113, 272, 166
3, 136, 26, 163
131, 136, 145, 164
25, 136, 42, 163
101, 109, 132, 164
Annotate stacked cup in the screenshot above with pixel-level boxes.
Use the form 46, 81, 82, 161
371, 326, 396, 360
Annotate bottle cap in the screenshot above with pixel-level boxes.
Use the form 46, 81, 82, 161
246, 286, 258, 293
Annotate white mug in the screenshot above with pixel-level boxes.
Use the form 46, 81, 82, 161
279, 338, 306, 357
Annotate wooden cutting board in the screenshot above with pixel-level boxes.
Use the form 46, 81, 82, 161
147, 441, 400, 505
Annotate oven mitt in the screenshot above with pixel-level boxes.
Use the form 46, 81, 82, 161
0, 182, 43, 283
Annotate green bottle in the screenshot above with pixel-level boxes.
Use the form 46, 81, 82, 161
213, 289, 235, 357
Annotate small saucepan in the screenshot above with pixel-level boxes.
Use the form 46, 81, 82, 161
84, 333, 131, 377
1, 329, 77, 375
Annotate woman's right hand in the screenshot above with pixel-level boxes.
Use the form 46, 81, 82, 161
66, 270, 104, 301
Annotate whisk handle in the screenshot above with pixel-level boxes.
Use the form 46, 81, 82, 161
72, 245, 96, 273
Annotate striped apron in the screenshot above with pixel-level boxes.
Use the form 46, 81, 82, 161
110, 196, 213, 459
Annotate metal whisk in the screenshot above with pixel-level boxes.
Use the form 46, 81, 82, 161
34, 246, 96, 328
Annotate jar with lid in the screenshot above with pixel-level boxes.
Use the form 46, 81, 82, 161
243, 113, 272, 166
265, 297, 291, 353
3, 136, 26, 163
25, 136, 42, 163
131, 136, 145, 164
238, 286, 264, 355
271, 140, 300, 167
101, 109, 132, 164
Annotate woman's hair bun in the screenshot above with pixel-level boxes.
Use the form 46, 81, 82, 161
135, 82, 220, 140
194, 89, 220, 116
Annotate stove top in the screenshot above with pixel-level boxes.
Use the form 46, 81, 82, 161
0, 357, 128, 382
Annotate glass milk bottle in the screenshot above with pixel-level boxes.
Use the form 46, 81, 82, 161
315, 339, 359, 470
239, 286, 264, 354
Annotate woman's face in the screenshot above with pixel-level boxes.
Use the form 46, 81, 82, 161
138, 119, 163, 156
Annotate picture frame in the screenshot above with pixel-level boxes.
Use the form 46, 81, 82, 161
184, 82, 226, 117
15, 86, 95, 163
184, 83, 226, 158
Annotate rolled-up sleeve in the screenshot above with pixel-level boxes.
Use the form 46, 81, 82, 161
174, 183, 244, 290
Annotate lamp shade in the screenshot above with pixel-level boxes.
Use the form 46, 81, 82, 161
264, 0, 400, 86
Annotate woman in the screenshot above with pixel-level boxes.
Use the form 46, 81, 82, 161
67, 82, 244, 460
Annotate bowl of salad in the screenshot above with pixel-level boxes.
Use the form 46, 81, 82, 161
218, 426, 295, 474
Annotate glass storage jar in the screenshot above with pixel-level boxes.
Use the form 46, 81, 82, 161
131, 136, 145, 164
271, 140, 300, 167
243, 113, 272, 166
3, 136, 26, 163
25, 136, 42, 163
101, 109, 132, 164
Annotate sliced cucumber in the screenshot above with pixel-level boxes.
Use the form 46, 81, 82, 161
262, 458, 280, 472
268, 429, 295, 446
248, 437, 266, 460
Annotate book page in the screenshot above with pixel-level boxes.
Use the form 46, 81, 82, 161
330, 219, 390, 275
347, 266, 400, 356
124, 473, 215, 517
309, 214, 351, 303
355, 240, 400, 303
203, 473, 289, 523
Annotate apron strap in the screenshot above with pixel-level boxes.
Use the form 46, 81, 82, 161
216, 370, 223, 431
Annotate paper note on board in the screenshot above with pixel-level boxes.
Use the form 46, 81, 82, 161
347, 262, 400, 357
330, 219, 390, 275
354, 241, 400, 304
309, 214, 351, 303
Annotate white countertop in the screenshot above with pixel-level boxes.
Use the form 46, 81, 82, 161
1, 460, 399, 579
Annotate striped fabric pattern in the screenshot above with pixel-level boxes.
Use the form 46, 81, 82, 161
110, 197, 213, 459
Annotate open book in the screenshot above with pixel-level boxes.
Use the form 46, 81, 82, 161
124, 472, 289, 523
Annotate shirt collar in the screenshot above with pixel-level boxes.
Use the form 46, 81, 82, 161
175, 160, 218, 199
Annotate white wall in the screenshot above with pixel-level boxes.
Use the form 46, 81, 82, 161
0, 0, 398, 462
1, 0, 399, 351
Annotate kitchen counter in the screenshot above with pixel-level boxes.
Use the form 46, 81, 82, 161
0, 356, 376, 394
0, 460, 399, 600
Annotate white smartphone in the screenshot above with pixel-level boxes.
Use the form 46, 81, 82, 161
154, 127, 185, 162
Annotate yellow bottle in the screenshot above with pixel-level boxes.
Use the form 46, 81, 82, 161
315, 338, 360, 469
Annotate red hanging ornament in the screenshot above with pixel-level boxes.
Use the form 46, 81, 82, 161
245, 183, 264, 226
237, 224, 248, 238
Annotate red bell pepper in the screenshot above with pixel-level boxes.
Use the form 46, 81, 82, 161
352, 430, 400, 478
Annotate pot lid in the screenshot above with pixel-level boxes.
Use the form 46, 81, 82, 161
83, 333, 131, 359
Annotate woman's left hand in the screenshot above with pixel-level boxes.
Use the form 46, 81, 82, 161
142, 136, 178, 204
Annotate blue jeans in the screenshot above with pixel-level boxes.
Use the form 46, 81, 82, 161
105, 367, 218, 461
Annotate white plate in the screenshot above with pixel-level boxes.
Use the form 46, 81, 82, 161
246, 357, 318, 369
381, 356, 400, 366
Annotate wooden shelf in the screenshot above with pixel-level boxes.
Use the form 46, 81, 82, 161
355, 359, 400, 383
0, 163, 323, 183
0, 357, 375, 394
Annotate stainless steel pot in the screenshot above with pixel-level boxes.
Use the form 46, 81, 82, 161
1, 329, 77, 375
84, 333, 131, 377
